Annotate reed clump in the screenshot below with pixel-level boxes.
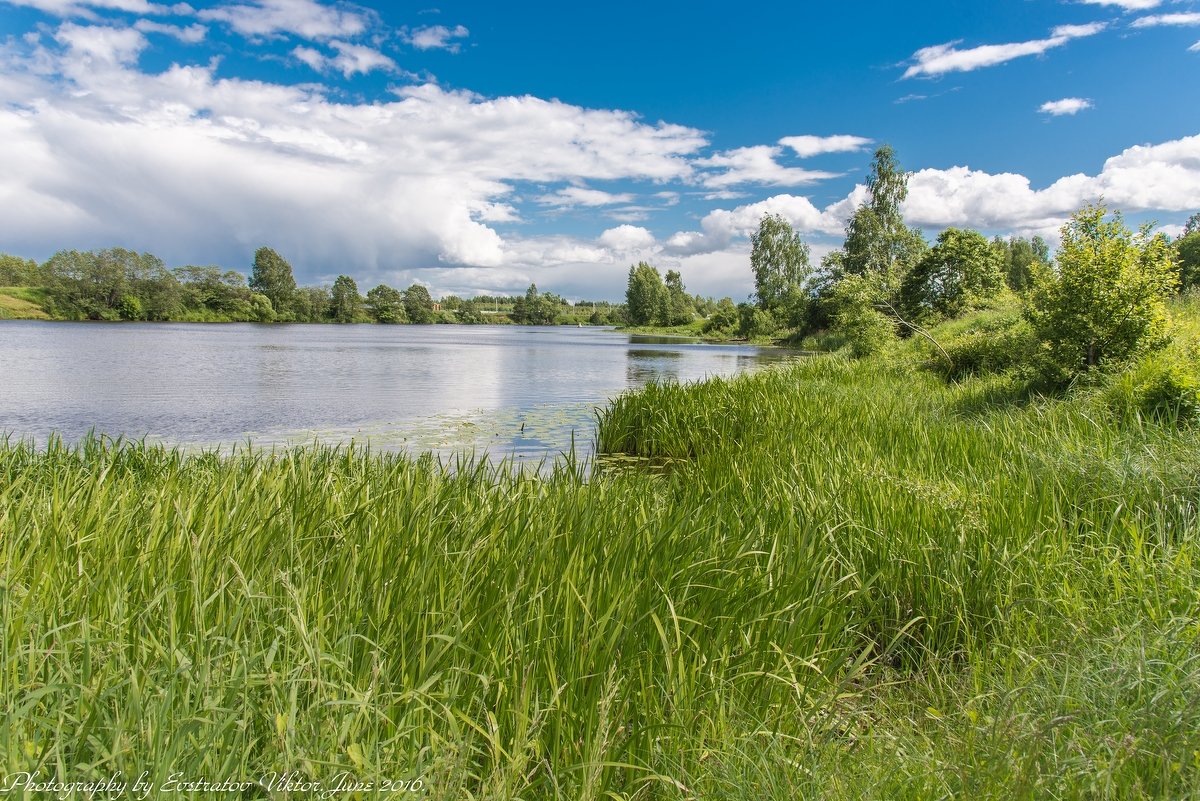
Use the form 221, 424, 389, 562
3, 352, 1199, 799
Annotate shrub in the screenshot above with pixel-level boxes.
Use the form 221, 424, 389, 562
937, 316, 1037, 381
829, 274, 895, 358
1026, 205, 1177, 378
1104, 348, 1200, 424
736, 303, 779, 340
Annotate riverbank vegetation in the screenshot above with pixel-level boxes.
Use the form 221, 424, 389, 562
0, 249, 628, 326
4, 300, 1199, 796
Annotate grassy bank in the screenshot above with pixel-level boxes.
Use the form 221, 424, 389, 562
0, 287, 51, 320
3, 347, 1199, 797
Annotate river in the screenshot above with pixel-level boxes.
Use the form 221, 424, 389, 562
0, 321, 794, 461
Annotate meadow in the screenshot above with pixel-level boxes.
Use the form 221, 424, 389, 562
3, 302, 1199, 799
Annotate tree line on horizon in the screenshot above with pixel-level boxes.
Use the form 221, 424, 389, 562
0, 246, 629, 325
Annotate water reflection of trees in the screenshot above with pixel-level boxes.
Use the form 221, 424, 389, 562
625, 348, 685, 385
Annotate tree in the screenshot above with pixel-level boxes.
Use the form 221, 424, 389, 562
511, 283, 560, 325
126, 254, 181, 321
456, 298, 484, 324
663, 270, 695, 326
1026, 204, 1178, 375
750, 213, 810, 323
736, 302, 776, 340
625, 262, 667, 326
841, 145, 927, 279
1183, 212, 1200, 238
249, 293, 275, 322
249, 247, 296, 320
174, 266, 254, 318
330, 275, 362, 323
830, 273, 895, 358
403, 283, 435, 324
1177, 232, 1200, 292
366, 284, 406, 323
293, 286, 331, 322
0, 253, 40, 286
42, 248, 174, 321
701, 297, 738, 334
899, 228, 1006, 322
997, 235, 1050, 293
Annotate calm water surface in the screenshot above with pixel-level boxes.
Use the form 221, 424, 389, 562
0, 322, 795, 460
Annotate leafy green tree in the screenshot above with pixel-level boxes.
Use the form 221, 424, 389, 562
736, 302, 776, 340
625, 262, 667, 326
126, 254, 181, 320
366, 284, 406, 323
1183, 212, 1200, 238
456, 298, 484, 324
510, 287, 529, 322
292, 286, 331, 322
693, 295, 718, 317
403, 283, 435, 324
43, 248, 174, 321
997, 235, 1051, 293
1026, 205, 1178, 375
1177, 232, 1200, 292
511, 283, 560, 325
830, 273, 895, 358
330, 275, 362, 323
249, 247, 297, 320
899, 228, 1006, 322
0, 254, 40, 286
841, 145, 927, 279
249, 293, 275, 322
750, 213, 810, 324
701, 297, 738, 334
44, 249, 125, 319
664, 270, 695, 326
175, 266, 254, 318
116, 293, 144, 321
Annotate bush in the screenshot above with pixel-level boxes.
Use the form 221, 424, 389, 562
1026, 205, 1177, 377
736, 303, 779, 340
1104, 349, 1200, 424
829, 274, 895, 358
843, 308, 894, 358
936, 316, 1037, 381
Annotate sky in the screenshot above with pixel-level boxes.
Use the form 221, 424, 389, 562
1, 0, 1198, 301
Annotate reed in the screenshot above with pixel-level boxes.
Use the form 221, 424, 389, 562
2, 351, 1198, 798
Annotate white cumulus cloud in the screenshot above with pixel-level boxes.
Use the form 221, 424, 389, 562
198, 0, 368, 41
664, 134, 1200, 259
696, 146, 838, 189
1079, 0, 1161, 9
903, 23, 1106, 78
902, 135, 1200, 231
1039, 97, 1093, 115
133, 19, 206, 43
598, 225, 655, 252
537, 186, 636, 208
778, 134, 872, 158
0, 24, 709, 283
0, 0, 178, 15
402, 24, 469, 52
291, 41, 396, 77
1131, 12, 1200, 27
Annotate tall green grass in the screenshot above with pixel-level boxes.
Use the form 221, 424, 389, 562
2, 353, 1199, 798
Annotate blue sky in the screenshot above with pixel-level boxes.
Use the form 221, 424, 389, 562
1, 0, 1197, 301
